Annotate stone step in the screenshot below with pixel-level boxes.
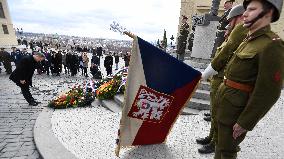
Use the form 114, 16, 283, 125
198, 81, 210, 91
114, 94, 124, 106
186, 57, 211, 64
184, 60, 209, 69
187, 98, 210, 110
101, 99, 122, 113
192, 89, 210, 100
181, 107, 200, 115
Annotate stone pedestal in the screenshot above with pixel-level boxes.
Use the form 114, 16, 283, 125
191, 15, 219, 59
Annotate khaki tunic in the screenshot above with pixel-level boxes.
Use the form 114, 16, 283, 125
215, 25, 284, 159
206, 24, 248, 143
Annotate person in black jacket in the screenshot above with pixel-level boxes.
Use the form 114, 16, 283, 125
70, 52, 79, 76
0, 48, 12, 74
9, 52, 45, 106
90, 54, 100, 78
104, 52, 113, 76
114, 52, 120, 70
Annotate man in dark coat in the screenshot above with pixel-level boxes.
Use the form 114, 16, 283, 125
70, 52, 79, 76
9, 52, 45, 106
90, 54, 100, 78
10, 47, 17, 63
91, 54, 100, 66
104, 52, 113, 76
123, 52, 130, 67
55, 51, 62, 75
96, 47, 103, 58
114, 53, 120, 70
65, 51, 72, 75
0, 48, 12, 74
44, 51, 52, 75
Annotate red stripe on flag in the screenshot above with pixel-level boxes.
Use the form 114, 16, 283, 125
132, 77, 200, 145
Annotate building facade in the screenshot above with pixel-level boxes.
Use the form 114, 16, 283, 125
0, 0, 17, 48
179, 0, 284, 39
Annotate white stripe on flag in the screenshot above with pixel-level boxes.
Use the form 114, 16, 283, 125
119, 37, 146, 146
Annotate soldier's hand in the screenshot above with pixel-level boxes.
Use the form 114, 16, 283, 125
233, 123, 247, 140
20, 80, 26, 84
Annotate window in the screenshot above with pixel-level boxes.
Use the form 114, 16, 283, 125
0, 2, 5, 19
2, 25, 9, 34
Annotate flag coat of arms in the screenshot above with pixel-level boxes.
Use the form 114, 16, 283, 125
116, 36, 201, 154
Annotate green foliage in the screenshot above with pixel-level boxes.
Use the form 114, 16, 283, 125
162, 29, 167, 48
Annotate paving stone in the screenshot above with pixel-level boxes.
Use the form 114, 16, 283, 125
11, 157, 26, 159
9, 131, 23, 135
0, 142, 7, 151
0, 151, 17, 158
0, 131, 9, 135
22, 141, 35, 147
4, 134, 19, 139
4, 137, 23, 143
15, 150, 34, 157
1, 146, 21, 152
5, 142, 24, 147
19, 137, 33, 142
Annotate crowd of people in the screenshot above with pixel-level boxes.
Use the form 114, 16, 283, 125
0, 40, 131, 107
0, 45, 131, 79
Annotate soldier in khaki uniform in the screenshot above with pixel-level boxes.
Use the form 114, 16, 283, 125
213, 0, 284, 158
176, 15, 189, 61
197, 4, 248, 154
210, 0, 234, 58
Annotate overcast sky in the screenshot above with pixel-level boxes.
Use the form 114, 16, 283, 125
7, 0, 181, 42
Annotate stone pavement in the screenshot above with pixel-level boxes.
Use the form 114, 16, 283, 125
0, 68, 92, 158
0, 73, 42, 159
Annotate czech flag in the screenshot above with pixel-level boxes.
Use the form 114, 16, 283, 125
116, 36, 201, 155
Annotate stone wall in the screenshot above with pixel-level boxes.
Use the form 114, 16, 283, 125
0, 0, 17, 47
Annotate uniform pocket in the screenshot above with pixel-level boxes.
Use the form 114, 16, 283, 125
236, 50, 258, 59
216, 87, 250, 125
224, 88, 249, 107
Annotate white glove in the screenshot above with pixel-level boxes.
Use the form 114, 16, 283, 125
201, 63, 218, 81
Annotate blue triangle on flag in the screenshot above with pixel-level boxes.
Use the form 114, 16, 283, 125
137, 37, 201, 94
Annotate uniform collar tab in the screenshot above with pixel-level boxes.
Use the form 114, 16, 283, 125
247, 25, 271, 41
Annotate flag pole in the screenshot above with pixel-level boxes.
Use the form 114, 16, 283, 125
110, 21, 136, 157
110, 21, 135, 39
123, 31, 135, 39
115, 30, 135, 156
115, 143, 120, 157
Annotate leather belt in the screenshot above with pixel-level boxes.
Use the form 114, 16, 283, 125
224, 79, 254, 92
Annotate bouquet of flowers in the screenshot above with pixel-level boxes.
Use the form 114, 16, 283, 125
114, 67, 128, 94
96, 75, 122, 100
48, 83, 95, 109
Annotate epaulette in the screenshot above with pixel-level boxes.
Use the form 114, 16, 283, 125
266, 32, 282, 41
